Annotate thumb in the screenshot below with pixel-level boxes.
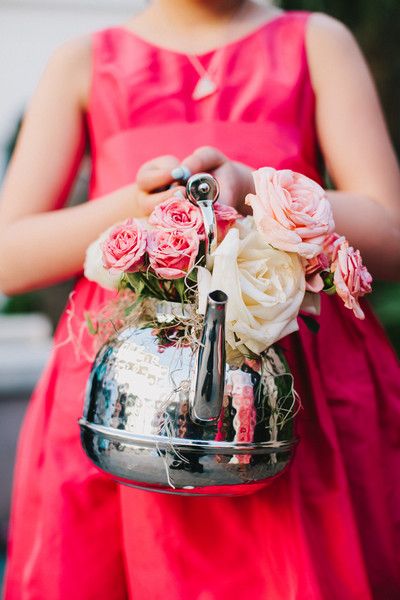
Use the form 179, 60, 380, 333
136, 155, 180, 192
181, 146, 227, 174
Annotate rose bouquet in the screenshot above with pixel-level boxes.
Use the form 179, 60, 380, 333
85, 166, 372, 357
80, 167, 373, 494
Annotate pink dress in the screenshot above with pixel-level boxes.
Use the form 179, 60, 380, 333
4, 11, 400, 599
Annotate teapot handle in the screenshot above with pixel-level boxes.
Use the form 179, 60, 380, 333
186, 173, 220, 264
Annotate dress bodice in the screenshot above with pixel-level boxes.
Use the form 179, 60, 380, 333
86, 11, 321, 199
5, 12, 400, 600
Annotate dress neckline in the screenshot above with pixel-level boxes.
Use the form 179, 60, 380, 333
114, 11, 287, 59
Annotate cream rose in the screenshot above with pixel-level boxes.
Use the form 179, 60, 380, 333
200, 228, 306, 355
84, 228, 123, 291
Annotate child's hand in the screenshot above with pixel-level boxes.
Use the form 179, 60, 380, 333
136, 154, 182, 193
134, 154, 186, 216
134, 147, 255, 216
181, 146, 255, 214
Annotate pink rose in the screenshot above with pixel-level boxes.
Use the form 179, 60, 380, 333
147, 229, 199, 280
322, 232, 341, 261
102, 219, 147, 272
245, 167, 335, 259
305, 252, 330, 293
149, 197, 205, 238
331, 237, 372, 319
214, 202, 240, 241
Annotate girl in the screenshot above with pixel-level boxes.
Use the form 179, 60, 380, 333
1, 1, 400, 598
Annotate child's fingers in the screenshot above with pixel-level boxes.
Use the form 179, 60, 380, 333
136, 155, 180, 192
141, 186, 186, 215
181, 146, 228, 174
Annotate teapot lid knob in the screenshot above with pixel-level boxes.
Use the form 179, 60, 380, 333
186, 173, 220, 205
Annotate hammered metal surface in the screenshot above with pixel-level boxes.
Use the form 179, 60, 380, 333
80, 320, 297, 495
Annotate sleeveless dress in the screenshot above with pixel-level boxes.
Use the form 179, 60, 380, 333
4, 11, 400, 600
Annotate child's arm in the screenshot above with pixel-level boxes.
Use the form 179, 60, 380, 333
172, 16, 400, 280
0, 38, 178, 295
306, 13, 400, 279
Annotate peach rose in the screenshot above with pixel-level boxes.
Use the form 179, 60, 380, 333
322, 232, 341, 261
331, 237, 372, 319
214, 202, 240, 241
147, 229, 199, 280
102, 219, 147, 272
245, 167, 335, 259
148, 197, 205, 238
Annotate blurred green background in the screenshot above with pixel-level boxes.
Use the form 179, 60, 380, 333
280, 0, 400, 353
2, 0, 400, 354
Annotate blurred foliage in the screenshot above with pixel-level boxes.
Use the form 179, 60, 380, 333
369, 282, 400, 355
1, 293, 42, 315
279, 0, 400, 156
280, 0, 400, 355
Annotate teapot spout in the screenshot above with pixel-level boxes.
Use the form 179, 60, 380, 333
190, 290, 227, 424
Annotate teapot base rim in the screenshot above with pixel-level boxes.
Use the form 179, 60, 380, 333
79, 417, 298, 455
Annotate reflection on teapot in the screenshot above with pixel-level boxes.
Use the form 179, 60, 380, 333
79, 174, 298, 496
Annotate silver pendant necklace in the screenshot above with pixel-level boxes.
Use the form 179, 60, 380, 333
185, 1, 249, 101
187, 54, 219, 100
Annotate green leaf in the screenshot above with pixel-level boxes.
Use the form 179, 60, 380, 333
117, 277, 128, 293
125, 272, 142, 291
174, 278, 186, 303
142, 272, 165, 299
322, 271, 334, 290
187, 269, 198, 283
323, 285, 337, 296
299, 313, 320, 334
84, 311, 98, 335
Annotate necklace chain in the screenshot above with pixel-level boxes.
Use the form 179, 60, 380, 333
186, 1, 251, 101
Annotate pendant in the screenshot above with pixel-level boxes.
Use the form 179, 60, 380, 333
192, 76, 218, 100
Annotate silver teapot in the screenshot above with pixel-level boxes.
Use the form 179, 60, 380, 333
79, 174, 298, 496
